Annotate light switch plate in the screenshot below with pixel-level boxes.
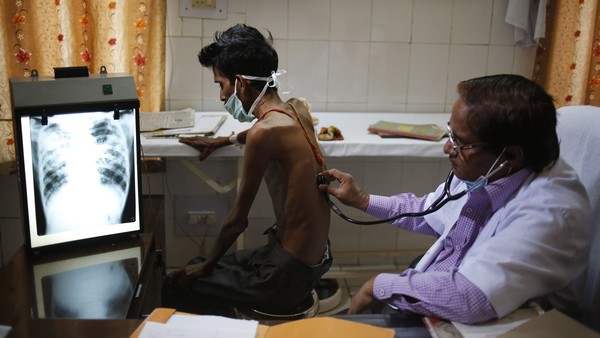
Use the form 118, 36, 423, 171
179, 0, 227, 19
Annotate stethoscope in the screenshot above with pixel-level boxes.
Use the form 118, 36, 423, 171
319, 160, 508, 225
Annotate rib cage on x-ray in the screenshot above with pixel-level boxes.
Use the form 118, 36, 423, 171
29, 111, 136, 235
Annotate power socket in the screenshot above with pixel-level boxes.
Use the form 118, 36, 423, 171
174, 195, 228, 237
187, 211, 216, 225
192, 0, 216, 8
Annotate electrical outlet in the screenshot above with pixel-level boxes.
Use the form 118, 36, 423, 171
187, 211, 216, 225
174, 195, 228, 237
192, 0, 216, 9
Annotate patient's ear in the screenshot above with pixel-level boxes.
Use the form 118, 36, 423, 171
233, 75, 249, 103
236, 76, 252, 91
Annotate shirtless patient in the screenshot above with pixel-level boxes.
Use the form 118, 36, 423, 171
161, 24, 332, 316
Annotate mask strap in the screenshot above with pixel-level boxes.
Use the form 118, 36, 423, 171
241, 69, 286, 88
466, 148, 508, 192
484, 147, 508, 179
241, 70, 287, 117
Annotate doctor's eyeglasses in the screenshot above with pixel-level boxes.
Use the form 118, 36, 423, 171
445, 122, 486, 156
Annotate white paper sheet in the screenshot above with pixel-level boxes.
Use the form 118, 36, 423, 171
138, 314, 258, 338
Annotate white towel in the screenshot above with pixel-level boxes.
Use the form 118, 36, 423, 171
505, 0, 546, 47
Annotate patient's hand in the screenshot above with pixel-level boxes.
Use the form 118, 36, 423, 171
184, 262, 211, 278
172, 262, 211, 295
179, 136, 229, 161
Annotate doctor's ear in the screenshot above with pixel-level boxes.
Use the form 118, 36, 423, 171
504, 145, 525, 167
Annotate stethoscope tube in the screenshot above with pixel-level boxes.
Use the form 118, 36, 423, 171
323, 170, 467, 225
323, 159, 509, 225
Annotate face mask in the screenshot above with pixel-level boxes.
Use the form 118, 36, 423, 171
464, 147, 508, 191
224, 80, 257, 122
223, 70, 286, 122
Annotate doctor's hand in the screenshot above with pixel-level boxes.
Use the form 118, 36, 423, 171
179, 136, 230, 161
348, 276, 377, 314
318, 168, 370, 211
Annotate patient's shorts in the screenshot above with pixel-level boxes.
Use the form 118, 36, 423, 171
161, 225, 332, 316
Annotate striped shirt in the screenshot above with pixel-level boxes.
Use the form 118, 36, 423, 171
367, 168, 533, 323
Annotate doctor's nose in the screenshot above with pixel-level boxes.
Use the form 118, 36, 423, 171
443, 138, 452, 154
443, 139, 457, 158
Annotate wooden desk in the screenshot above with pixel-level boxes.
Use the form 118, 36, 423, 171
7, 318, 143, 338
0, 224, 164, 329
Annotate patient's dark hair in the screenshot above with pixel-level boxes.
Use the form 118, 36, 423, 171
198, 24, 278, 91
457, 74, 559, 172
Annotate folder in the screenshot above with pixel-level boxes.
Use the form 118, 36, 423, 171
130, 308, 394, 338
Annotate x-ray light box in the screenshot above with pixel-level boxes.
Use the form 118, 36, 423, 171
10, 70, 143, 253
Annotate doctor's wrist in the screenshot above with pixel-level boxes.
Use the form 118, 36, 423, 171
358, 192, 370, 211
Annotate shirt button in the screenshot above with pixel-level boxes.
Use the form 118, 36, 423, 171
455, 245, 461, 251
379, 289, 385, 297
466, 208, 473, 213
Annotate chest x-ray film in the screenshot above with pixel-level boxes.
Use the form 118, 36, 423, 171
32, 245, 141, 319
10, 72, 142, 251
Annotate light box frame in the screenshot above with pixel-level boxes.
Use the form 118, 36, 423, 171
10, 73, 143, 253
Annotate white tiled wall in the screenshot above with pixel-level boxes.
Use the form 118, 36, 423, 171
165, 0, 536, 113
161, 0, 537, 269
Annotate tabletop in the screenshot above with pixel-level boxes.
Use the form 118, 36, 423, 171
140, 112, 450, 158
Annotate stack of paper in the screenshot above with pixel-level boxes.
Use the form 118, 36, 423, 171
138, 314, 258, 338
368, 120, 446, 141
131, 308, 395, 338
140, 108, 195, 132
143, 113, 227, 138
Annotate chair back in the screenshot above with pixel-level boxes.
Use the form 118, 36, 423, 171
556, 105, 600, 328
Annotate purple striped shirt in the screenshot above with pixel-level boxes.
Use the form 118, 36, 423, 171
367, 168, 532, 323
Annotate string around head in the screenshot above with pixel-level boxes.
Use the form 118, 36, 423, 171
241, 69, 291, 94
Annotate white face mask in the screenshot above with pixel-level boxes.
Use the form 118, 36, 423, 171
223, 70, 286, 122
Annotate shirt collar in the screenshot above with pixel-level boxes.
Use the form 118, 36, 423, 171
483, 167, 534, 212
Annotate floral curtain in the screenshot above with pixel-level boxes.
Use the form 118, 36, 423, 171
0, 0, 166, 175
533, 0, 600, 107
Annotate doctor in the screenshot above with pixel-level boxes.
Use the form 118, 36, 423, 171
318, 74, 591, 324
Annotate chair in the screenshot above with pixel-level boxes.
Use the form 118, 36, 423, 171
234, 289, 320, 320
556, 105, 600, 330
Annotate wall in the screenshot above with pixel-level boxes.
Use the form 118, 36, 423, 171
164, 0, 536, 113
160, 0, 537, 269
